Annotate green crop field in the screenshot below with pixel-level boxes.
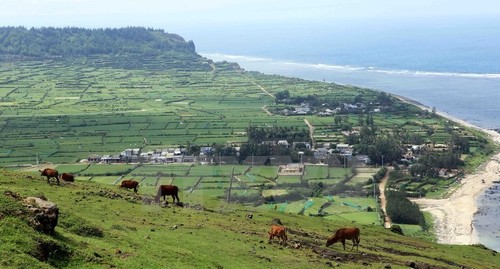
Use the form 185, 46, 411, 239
89, 176, 120, 185
80, 164, 136, 176
276, 175, 301, 184
248, 166, 278, 179
54, 164, 90, 174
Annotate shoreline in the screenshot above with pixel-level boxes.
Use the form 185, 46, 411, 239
217, 53, 500, 247
397, 95, 500, 246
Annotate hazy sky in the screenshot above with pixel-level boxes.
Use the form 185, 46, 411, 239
1, 0, 499, 30
2, 0, 499, 55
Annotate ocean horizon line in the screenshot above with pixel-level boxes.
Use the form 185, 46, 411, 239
201, 52, 500, 79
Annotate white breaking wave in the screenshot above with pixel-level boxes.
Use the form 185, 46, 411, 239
201, 52, 500, 79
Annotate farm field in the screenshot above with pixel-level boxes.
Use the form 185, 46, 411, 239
0, 56, 485, 169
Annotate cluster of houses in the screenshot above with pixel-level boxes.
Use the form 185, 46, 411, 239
282, 102, 381, 116
85, 142, 372, 167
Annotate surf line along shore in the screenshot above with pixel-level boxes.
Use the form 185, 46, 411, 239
396, 94, 500, 245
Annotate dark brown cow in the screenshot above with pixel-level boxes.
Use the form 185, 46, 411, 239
155, 185, 180, 203
326, 227, 360, 251
60, 173, 75, 182
268, 224, 287, 246
120, 180, 139, 193
39, 168, 59, 185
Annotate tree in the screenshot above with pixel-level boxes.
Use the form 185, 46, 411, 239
275, 90, 290, 101
367, 135, 403, 165
354, 94, 363, 103
333, 115, 342, 126
376, 92, 393, 106
310, 182, 325, 197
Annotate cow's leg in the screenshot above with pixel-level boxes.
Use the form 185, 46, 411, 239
56, 176, 60, 185
341, 239, 346, 250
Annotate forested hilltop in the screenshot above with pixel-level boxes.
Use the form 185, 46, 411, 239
0, 27, 196, 58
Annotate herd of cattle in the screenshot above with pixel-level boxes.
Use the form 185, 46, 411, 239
39, 168, 361, 251
39, 168, 180, 203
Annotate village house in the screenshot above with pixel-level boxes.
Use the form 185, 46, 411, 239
87, 154, 101, 163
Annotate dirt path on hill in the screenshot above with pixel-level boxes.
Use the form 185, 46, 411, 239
261, 105, 272, 115
239, 73, 275, 98
304, 118, 315, 149
378, 167, 392, 228
252, 81, 274, 98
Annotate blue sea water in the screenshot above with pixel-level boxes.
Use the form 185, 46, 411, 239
191, 15, 500, 251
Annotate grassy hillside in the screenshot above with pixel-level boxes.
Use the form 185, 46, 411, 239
1, 170, 498, 268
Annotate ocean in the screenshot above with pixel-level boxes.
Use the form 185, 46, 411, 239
191, 15, 500, 251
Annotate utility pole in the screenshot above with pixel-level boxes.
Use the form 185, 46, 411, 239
227, 167, 234, 203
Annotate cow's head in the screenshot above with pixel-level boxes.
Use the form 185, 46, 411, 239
325, 236, 339, 247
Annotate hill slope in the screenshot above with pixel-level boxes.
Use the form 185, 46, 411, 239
1, 170, 498, 268
0, 27, 196, 58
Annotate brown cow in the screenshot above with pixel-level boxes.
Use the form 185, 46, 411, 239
155, 185, 180, 203
268, 224, 287, 246
39, 168, 59, 185
120, 180, 139, 193
326, 227, 360, 251
60, 173, 75, 182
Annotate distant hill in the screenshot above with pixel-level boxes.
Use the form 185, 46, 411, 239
0, 26, 197, 59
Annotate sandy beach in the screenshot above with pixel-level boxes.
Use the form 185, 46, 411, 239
399, 95, 500, 245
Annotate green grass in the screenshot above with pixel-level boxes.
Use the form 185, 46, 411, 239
89, 176, 120, 185
248, 166, 278, 179
81, 164, 136, 176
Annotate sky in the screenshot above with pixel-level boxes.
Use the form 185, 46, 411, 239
1, 0, 499, 31
1, 0, 499, 60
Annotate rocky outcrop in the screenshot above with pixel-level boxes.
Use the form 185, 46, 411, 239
22, 197, 59, 235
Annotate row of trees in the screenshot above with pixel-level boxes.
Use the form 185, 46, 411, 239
246, 126, 310, 144
386, 190, 427, 229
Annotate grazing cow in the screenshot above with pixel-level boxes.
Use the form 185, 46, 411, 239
120, 180, 139, 193
155, 185, 180, 203
39, 168, 59, 185
326, 227, 360, 251
60, 173, 75, 182
268, 224, 287, 246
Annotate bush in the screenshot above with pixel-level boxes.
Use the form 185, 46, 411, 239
390, 224, 404, 235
